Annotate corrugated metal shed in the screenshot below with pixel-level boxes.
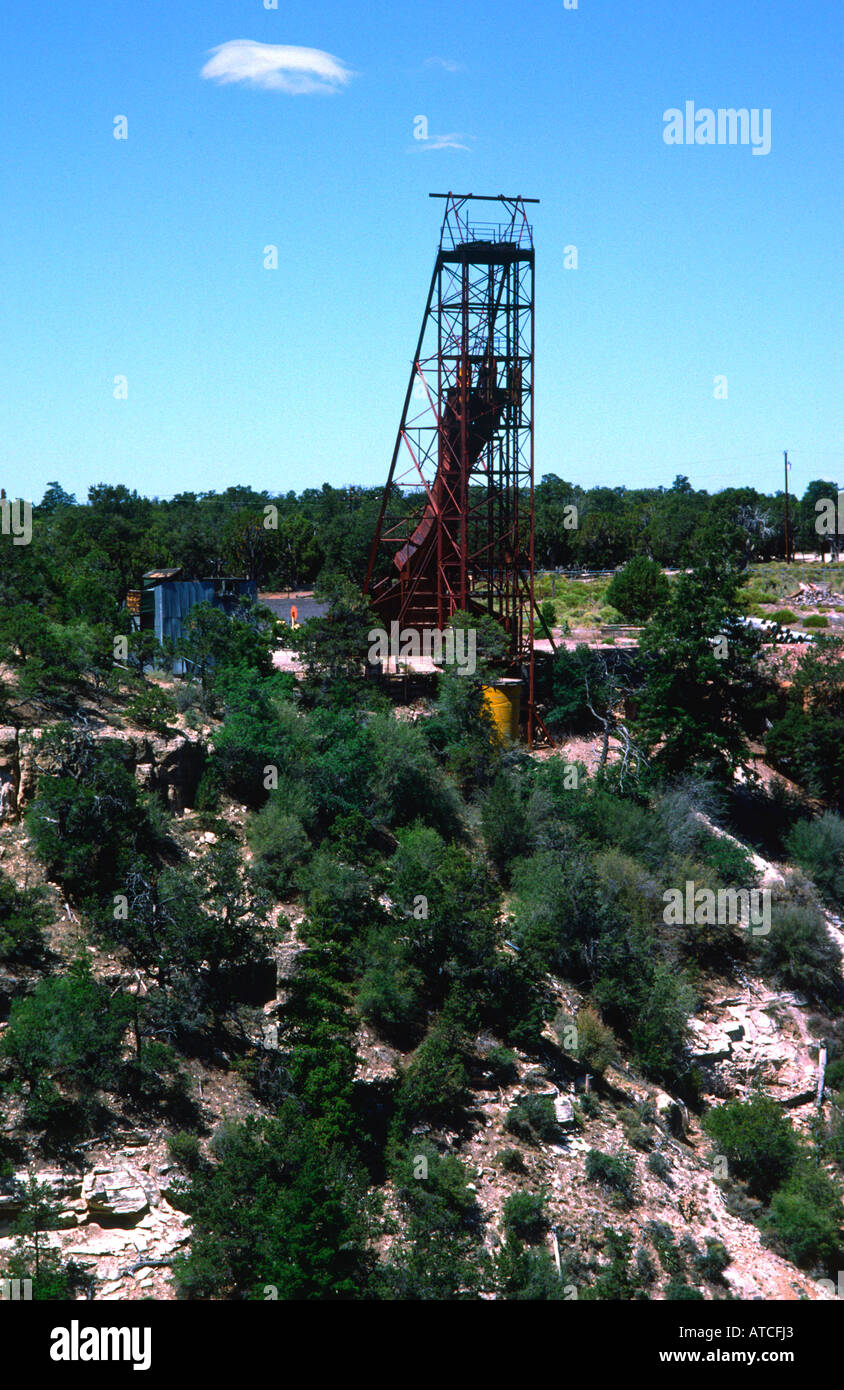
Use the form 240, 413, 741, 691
136, 576, 258, 673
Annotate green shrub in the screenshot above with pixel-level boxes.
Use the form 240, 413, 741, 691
211, 675, 306, 808
765, 1163, 843, 1271
248, 797, 311, 898
554, 1005, 617, 1076
0, 957, 132, 1091
583, 1228, 647, 1300
174, 680, 203, 714
694, 1238, 730, 1282
622, 1113, 654, 1152
3, 1244, 94, 1300
503, 1191, 548, 1244
423, 668, 501, 793
0, 873, 50, 964
636, 1246, 657, 1285
167, 1132, 203, 1174
393, 1021, 470, 1130
494, 1237, 570, 1300
533, 599, 557, 638
119, 1041, 192, 1120
766, 706, 844, 808
585, 1149, 636, 1207
367, 712, 463, 837
485, 1046, 519, 1083
510, 848, 612, 980
194, 765, 222, 814
591, 796, 668, 868
665, 1278, 704, 1300
25, 732, 167, 905
703, 1094, 799, 1201
598, 958, 695, 1090
21, 1079, 97, 1150
770, 609, 797, 624
390, 1140, 480, 1224
605, 556, 669, 622
825, 1057, 844, 1092
95, 842, 271, 1029
544, 646, 612, 733
645, 1220, 683, 1273
174, 1104, 371, 1300
804, 615, 829, 628
497, 1148, 527, 1174
126, 685, 178, 732
755, 902, 842, 1005
176, 600, 275, 701
824, 1105, 844, 1172
1, 607, 93, 702
504, 1095, 559, 1146
5, 1175, 95, 1299
633, 559, 766, 782
785, 813, 844, 907
646, 1150, 671, 1180
356, 928, 425, 1044
377, 1141, 487, 1300
481, 772, 532, 881
208, 1118, 241, 1163
698, 833, 756, 885
301, 850, 377, 954
577, 1091, 600, 1119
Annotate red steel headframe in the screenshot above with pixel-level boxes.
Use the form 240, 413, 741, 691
364, 194, 544, 744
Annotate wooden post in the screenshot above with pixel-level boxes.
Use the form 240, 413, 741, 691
817, 1042, 827, 1107
551, 1229, 562, 1278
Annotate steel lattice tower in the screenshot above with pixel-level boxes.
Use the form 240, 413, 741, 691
364, 193, 542, 742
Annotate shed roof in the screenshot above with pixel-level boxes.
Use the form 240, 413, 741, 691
143, 567, 183, 583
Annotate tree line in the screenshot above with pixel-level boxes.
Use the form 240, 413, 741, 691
6, 472, 840, 610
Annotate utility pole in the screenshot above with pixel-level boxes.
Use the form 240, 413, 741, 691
783, 450, 791, 563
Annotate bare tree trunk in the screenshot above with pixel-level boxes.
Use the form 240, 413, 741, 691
599, 722, 610, 769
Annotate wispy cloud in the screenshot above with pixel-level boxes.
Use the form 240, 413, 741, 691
201, 40, 354, 95
412, 132, 472, 152
424, 57, 464, 74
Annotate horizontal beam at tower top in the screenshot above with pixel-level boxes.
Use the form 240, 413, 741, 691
428, 193, 540, 202
439, 245, 533, 264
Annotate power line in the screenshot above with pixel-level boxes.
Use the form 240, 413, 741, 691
784, 450, 792, 562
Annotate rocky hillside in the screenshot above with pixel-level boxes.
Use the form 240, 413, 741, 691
1, 699, 842, 1301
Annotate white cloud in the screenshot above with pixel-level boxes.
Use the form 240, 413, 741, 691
201, 40, 354, 95
412, 132, 472, 152
424, 57, 463, 73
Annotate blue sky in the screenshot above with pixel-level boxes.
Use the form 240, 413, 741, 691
1, 0, 841, 506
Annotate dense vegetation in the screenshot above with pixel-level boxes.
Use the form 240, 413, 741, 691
3, 472, 841, 608
1, 478, 843, 1300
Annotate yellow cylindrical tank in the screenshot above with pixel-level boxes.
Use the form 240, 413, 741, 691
482, 679, 522, 742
